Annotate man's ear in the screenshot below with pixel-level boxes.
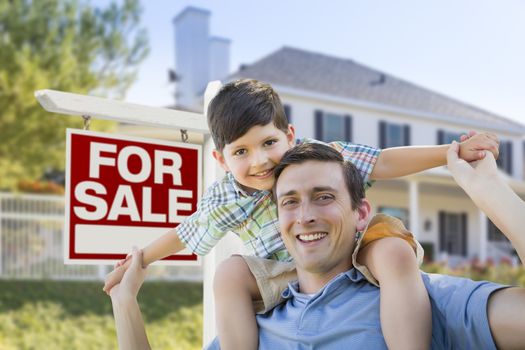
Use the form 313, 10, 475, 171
355, 199, 372, 232
212, 149, 230, 172
286, 124, 296, 147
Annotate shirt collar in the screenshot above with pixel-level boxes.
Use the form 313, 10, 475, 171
281, 268, 369, 300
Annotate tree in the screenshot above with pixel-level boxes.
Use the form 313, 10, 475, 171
0, 0, 149, 190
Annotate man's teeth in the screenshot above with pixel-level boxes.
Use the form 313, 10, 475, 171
298, 233, 327, 242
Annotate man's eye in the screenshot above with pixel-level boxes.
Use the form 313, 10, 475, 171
234, 149, 247, 156
317, 194, 334, 201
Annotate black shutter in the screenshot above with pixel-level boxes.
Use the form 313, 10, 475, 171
461, 213, 468, 257
283, 104, 291, 124
507, 141, 513, 175
315, 110, 323, 141
439, 211, 445, 253
379, 121, 386, 148
403, 124, 411, 146
437, 130, 444, 145
344, 115, 352, 142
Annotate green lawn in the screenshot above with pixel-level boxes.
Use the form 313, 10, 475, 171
0, 280, 203, 350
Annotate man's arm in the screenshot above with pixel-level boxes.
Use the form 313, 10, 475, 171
110, 247, 151, 350
447, 141, 525, 349
370, 132, 499, 179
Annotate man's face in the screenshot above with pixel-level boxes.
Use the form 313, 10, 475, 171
276, 160, 370, 276
213, 123, 295, 193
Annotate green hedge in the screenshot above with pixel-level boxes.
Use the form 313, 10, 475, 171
0, 280, 203, 350
1, 265, 524, 349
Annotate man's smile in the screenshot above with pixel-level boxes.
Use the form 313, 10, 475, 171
297, 232, 328, 243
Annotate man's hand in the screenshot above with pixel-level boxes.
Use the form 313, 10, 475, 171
109, 247, 147, 301
447, 141, 499, 191
457, 131, 499, 161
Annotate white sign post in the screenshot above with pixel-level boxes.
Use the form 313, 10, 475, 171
35, 81, 237, 346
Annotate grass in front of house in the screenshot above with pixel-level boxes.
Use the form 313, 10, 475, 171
0, 280, 203, 350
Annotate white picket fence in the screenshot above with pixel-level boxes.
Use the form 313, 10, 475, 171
0, 192, 202, 281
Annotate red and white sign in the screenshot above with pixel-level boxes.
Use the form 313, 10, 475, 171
65, 129, 201, 265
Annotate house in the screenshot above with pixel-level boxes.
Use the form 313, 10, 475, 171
170, 7, 525, 265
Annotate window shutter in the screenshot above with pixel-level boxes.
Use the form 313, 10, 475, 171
344, 115, 352, 142
437, 130, 444, 145
438, 211, 445, 253
315, 110, 323, 141
403, 124, 411, 146
283, 104, 291, 124
461, 213, 468, 257
379, 121, 386, 148
507, 142, 513, 175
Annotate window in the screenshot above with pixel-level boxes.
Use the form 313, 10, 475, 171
283, 104, 292, 123
438, 211, 467, 257
377, 206, 409, 227
437, 130, 463, 144
379, 121, 410, 148
497, 140, 513, 175
314, 110, 352, 142
487, 219, 509, 242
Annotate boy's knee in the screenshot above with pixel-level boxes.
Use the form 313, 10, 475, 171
213, 255, 253, 293
368, 238, 418, 277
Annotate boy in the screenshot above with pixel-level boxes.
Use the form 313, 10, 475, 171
104, 79, 499, 350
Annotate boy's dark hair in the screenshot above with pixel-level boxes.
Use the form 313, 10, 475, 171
207, 79, 289, 151
274, 143, 365, 209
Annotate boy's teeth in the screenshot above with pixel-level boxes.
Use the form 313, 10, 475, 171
254, 169, 271, 176
298, 233, 327, 242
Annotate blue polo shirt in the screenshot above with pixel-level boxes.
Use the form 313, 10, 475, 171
206, 269, 507, 349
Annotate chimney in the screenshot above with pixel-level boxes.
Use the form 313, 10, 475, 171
173, 7, 231, 111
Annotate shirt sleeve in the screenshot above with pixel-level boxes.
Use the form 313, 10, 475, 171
176, 176, 258, 256
299, 138, 381, 187
422, 273, 509, 349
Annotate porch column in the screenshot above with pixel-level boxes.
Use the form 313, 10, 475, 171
478, 209, 488, 263
409, 180, 419, 240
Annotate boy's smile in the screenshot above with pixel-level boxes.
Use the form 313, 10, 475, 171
213, 123, 295, 193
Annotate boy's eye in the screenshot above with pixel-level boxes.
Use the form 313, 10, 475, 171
264, 139, 277, 146
234, 149, 247, 156
281, 198, 297, 207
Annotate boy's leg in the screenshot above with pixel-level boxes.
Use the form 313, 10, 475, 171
213, 255, 261, 350
358, 237, 431, 350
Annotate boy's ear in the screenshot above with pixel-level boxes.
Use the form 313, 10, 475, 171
212, 149, 230, 172
286, 124, 296, 146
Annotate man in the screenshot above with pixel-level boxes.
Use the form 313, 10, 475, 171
110, 142, 525, 349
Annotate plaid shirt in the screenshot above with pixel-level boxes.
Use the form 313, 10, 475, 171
176, 139, 381, 261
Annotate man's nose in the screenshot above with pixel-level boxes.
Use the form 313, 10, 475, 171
296, 202, 316, 225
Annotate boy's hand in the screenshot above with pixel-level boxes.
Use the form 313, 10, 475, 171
458, 131, 499, 162
447, 141, 499, 191
109, 247, 148, 301
103, 258, 132, 295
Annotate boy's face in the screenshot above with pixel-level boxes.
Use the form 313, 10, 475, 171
213, 123, 295, 192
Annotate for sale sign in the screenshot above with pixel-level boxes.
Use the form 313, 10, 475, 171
65, 129, 201, 265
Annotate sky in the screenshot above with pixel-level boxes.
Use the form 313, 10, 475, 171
109, 0, 525, 125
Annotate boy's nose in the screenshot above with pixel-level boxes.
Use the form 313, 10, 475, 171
251, 150, 268, 166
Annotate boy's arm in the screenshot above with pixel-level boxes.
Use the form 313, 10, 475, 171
103, 229, 185, 293
370, 132, 499, 180
446, 142, 525, 349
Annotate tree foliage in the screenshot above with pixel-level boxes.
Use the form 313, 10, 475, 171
0, 0, 149, 190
